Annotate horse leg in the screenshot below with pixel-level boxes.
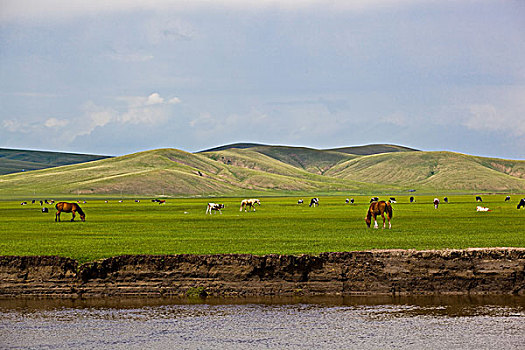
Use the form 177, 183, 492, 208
381, 213, 386, 229
55, 211, 60, 222
373, 214, 378, 229
71, 210, 76, 222
388, 214, 392, 229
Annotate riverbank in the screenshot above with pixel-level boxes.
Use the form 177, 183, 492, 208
1, 248, 524, 298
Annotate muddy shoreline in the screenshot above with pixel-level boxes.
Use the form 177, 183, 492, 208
1, 248, 524, 298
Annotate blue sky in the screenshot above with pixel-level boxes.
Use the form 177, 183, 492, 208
1, 0, 524, 159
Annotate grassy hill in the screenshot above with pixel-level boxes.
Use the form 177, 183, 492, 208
327, 144, 419, 155
0, 145, 523, 198
0, 148, 381, 198
0, 148, 110, 175
325, 151, 525, 192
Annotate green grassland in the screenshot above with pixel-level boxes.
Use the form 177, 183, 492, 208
1, 195, 523, 263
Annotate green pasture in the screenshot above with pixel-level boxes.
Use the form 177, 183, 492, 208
0, 195, 523, 263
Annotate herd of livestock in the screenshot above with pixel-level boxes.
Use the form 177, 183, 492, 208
20, 195, 525, 225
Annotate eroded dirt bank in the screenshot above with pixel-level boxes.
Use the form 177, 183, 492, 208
1, 248, 524, 298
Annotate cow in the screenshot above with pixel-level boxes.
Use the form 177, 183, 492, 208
476, 196, 483, 202
350, 198, 354, 204
410, 196, 415, 203
309, 198, 319, 207
206, 203, 225, 214
345, 198, 350, 204
240, 199, 260, 212
505, 196, 511, 202
444, 197, 449, 203
389, 197, 396, 203
297, 199, 304, 204
434, 198, 440, 209
370, 197, 379, 203
518, 198, 525, 209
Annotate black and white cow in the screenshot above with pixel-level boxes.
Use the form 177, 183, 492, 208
410, 196, 415, 203
206, 203, 225, 214
298, 199, 304, 204
476, 196, 483, 202
505, 196, 511, 202
389, 197, 396, 203
309, 198, 319, 207
370, 197, 379, 203
518, 198, 525, 209
444, 197, 448, 203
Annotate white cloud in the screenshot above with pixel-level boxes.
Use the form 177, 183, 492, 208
168, 97, 181, 104
145, 93, 164, 105
44, 118, 69, 128
464, 104, 525, 137
2, 120, 27, 133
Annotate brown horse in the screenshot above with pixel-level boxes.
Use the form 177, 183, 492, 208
365, 200, 393, 229
55, 202, 85, 222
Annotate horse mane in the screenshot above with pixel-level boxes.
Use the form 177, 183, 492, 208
75, 204, 85, 216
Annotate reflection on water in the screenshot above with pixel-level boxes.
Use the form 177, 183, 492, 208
1, 296, 524, 349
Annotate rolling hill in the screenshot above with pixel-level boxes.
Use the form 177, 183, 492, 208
0, 148, 110, 175
0, 144, 523, 197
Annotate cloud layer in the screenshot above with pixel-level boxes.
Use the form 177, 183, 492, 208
1, 0, 524, 159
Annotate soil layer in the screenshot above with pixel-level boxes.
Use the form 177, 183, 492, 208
1, 248, 524, 298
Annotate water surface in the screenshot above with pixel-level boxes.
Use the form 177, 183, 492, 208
1, 296, 523, 349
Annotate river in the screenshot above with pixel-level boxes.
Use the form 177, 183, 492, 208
1, 296, 523, 349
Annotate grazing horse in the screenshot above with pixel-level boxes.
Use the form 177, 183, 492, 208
240, 199, 260, 212
365, 201, 393, 229
55, 202, 85, 222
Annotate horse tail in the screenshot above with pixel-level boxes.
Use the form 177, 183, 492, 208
386, 202, 393, 218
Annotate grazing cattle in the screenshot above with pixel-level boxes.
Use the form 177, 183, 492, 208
476, 206, 491, 212
135, 200, 140, 203
444, 197, 449, 203
389, 197, 396, 203
55, 202, 85, 222
309, 198, 319, 207
518, 198, 525, 209
40, 200, 43, 206
365, 200, 393, 229
476, 196, 483, 202
505, 196, 511, 202
20, 202, 27, 205
158, 200, 166, 204
410, 196, 415, 203
297, 199, 304, 204
206, 203, 225, 214
42, 208, 48, 213
434, 198, 440, 209
345, 198, 350, 204
350, 198, 354, 204
31, 200, 35, 204
240, 199, 261, 212
370, 197, 379, 203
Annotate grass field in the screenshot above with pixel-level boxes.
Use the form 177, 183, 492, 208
0, 195, 523, 263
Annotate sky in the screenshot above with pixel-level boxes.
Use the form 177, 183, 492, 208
1, 0, 524, 159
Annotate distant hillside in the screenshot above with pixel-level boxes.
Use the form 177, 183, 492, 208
327, 144, 419, 155
0, 145, 523, 197
325, 151, 525, 191
0, 148, 379, 197
199, 143, 267, 152
0, 148, 110, 175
